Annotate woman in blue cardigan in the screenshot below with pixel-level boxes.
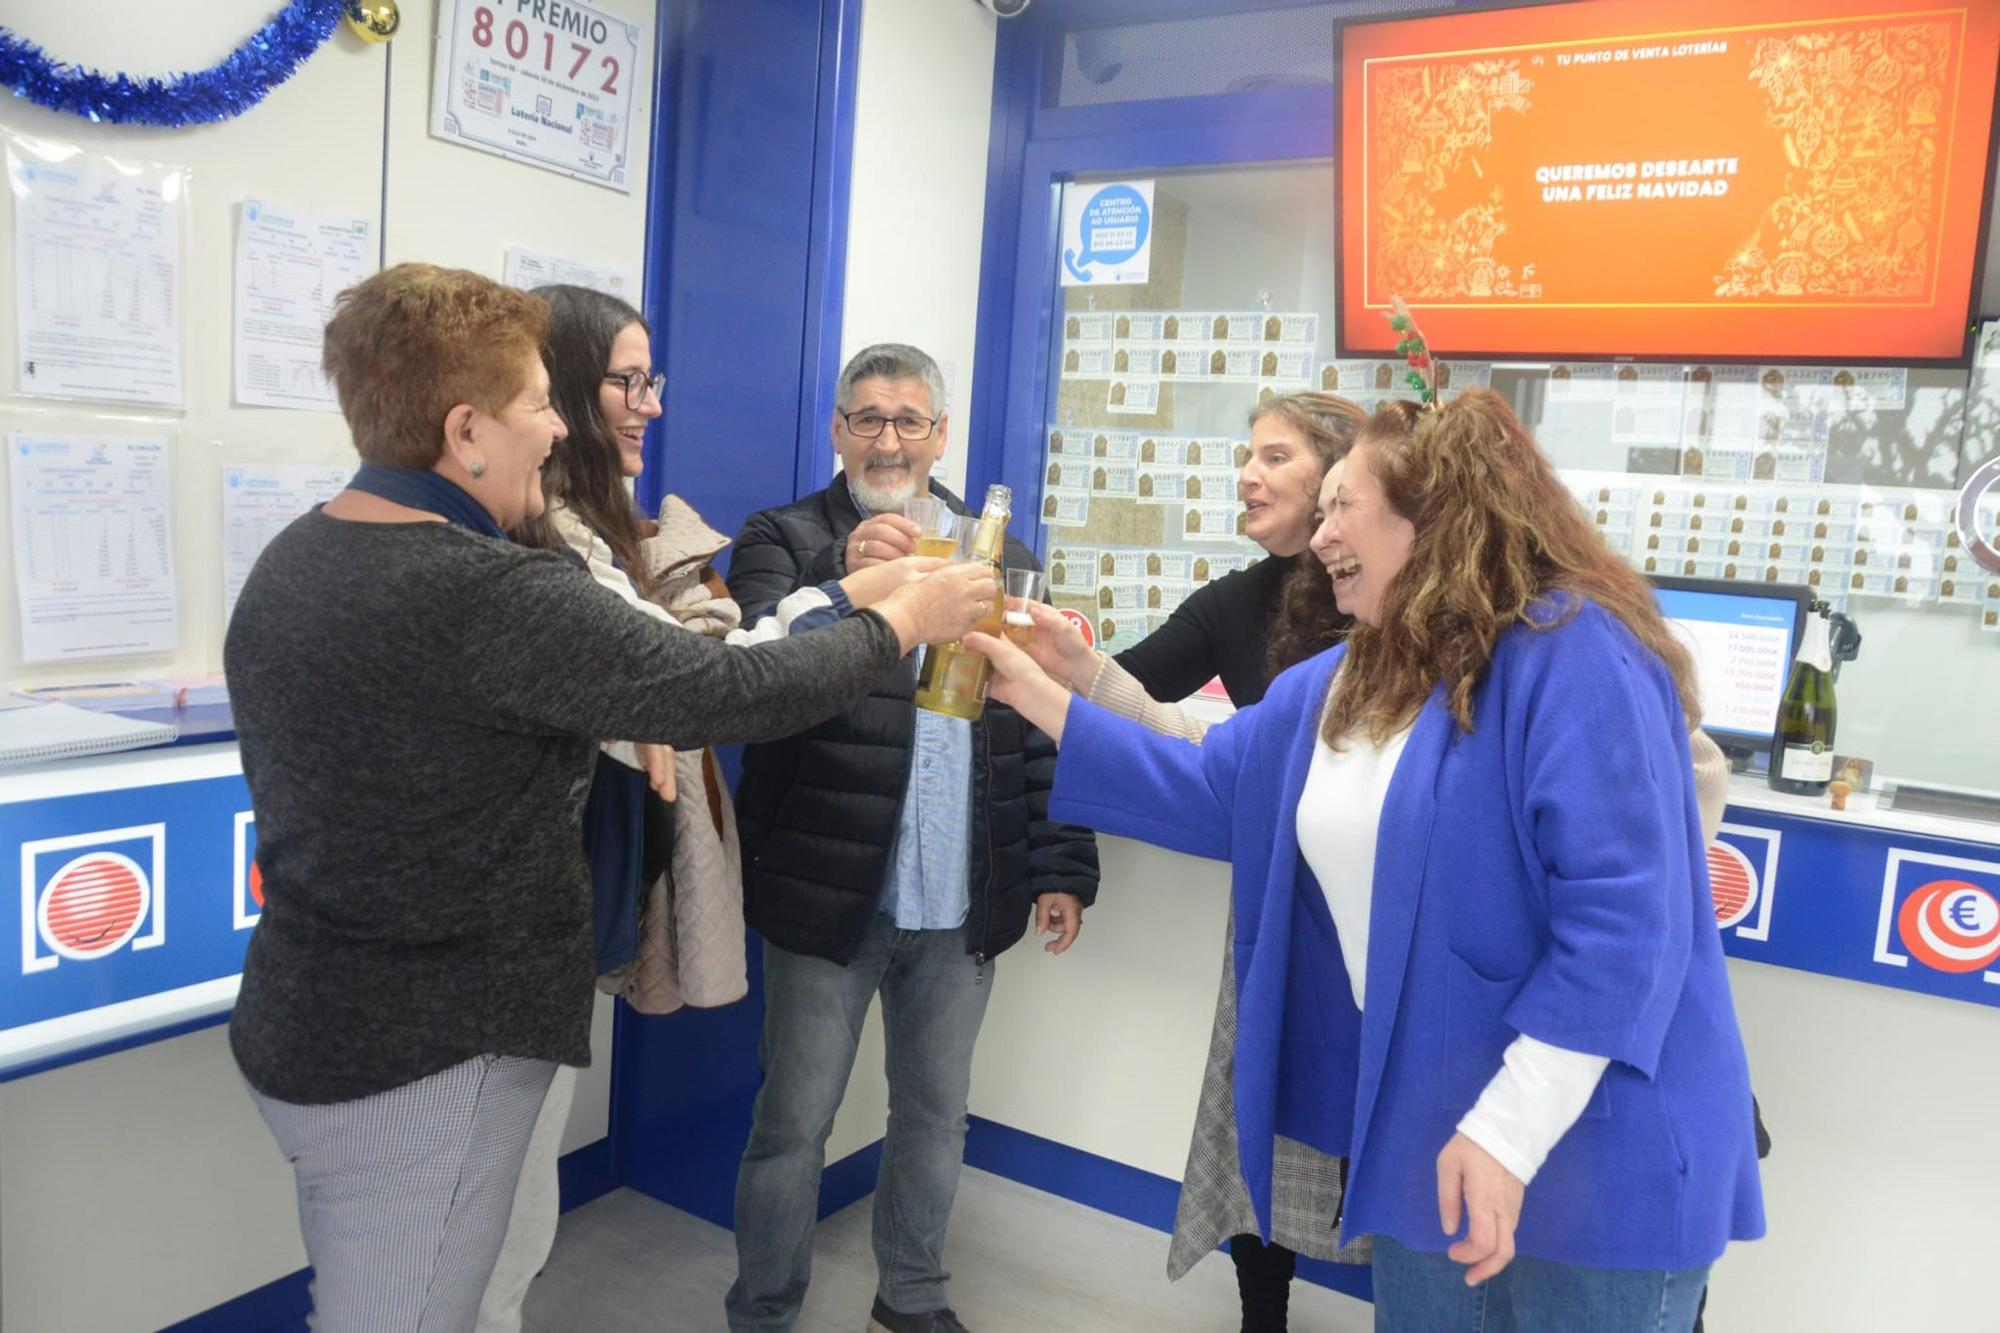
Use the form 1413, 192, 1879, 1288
971, 390, 1764, 1330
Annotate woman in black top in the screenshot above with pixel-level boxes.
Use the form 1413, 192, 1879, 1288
224, 264, 992, 1331
1025, 391, 1367, 1332
1105, 393, 1363, 711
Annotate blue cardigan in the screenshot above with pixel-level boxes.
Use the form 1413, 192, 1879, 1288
1052, 598, 1765, 1270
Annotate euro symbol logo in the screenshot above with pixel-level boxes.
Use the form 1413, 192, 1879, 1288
1896, 879, 2000, 973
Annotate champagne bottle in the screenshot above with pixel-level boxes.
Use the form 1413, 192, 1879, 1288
1767, 599, 1838, 796
913, 484, 1010, 719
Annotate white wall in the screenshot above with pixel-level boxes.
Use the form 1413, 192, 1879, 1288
0, 3, 652, 1327
835, 0, 997, 503
1706, 958, 2000, 1331
974, 837, 2000, 1331
972, 838, 1225, 1175
0, 7, 377, 691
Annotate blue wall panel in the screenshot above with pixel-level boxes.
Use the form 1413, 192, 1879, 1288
636, 0, 856, 557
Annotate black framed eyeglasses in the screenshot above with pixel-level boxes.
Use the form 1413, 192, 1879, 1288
840, 410, 939, 442
604, 370, 666, 408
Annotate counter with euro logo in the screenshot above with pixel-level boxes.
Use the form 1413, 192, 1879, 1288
4, 744, 1998, 1084
1712, 776, 2000, 1009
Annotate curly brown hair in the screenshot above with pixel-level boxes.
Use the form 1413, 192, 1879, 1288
1251, 392, 1369, 675
321, 264, 550, 468
1322, 390, 1699, 746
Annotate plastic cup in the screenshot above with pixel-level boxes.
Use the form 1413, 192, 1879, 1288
1002, 568, 1046, 645
905, 497, 962, 560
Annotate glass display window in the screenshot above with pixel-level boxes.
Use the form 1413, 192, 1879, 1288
1031, 169, 1999, 794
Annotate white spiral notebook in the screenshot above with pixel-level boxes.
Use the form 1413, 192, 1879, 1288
0, 700, 179, 768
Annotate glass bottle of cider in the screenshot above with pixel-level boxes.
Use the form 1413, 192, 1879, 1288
914, 484, 1010, 719
1767, 599, 1838, 796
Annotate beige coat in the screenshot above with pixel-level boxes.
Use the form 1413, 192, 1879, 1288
552, 497, 753, 1014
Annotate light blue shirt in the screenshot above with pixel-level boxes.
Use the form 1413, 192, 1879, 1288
850, 492, 975, 930
879, 695, 974, 930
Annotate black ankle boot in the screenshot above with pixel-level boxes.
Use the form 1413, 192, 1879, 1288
1231, 1234, 1296, 1333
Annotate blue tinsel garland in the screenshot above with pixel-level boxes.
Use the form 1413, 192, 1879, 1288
0, 0, 347, 128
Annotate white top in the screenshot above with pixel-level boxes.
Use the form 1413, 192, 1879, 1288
1295, 720, 1411, 1010
1295, 710, 1608, 1186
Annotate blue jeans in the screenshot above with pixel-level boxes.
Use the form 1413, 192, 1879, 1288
1373, 1235, 1711, 1333
726, 916, 994, 1331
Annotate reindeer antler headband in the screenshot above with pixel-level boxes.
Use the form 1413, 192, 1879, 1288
1382, 295, 1441, 410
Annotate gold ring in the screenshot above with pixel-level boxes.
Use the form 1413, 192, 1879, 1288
859, 539, 868, 559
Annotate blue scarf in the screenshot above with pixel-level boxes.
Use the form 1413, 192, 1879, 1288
346, 463, 508, 541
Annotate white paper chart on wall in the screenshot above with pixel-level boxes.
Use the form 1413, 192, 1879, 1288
6, 132, 188, 408
8, 433, 179, 663
221, 465, 350, 625
502, 244, 636, 299
233, 197, 375, 412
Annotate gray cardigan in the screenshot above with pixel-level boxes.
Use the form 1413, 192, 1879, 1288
224, 510, 901, 1104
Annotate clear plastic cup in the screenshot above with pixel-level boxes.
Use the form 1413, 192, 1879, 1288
903, 497, 962, 560
1002, 568, 1046, 646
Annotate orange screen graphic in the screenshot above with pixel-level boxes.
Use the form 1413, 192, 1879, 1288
1338, 0, 2000, 361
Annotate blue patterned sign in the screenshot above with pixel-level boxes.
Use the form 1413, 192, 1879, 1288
1717, 809, 2000, 1009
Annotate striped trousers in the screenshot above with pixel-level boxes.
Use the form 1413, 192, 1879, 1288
249, 1054, 558, 1331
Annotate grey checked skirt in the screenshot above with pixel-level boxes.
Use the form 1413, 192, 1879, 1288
1166, 907, 1371, 1279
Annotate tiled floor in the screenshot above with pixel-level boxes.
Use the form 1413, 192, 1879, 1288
522, 1167, 1372, 1332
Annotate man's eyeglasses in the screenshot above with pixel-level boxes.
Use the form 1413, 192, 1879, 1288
840, 410, 939, 442
604, 370, 666, 409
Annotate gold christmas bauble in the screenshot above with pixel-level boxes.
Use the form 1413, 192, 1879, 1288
344, 0, 401, 43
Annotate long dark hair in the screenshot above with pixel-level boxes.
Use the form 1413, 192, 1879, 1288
1255, 392, 1368, 676
514, 284, 655, 598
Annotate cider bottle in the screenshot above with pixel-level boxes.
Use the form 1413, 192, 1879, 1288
1767, 599, 1838, 796
913, 484, 1009, 719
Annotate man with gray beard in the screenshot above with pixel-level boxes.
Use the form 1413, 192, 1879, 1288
721, 344, 1099, 1333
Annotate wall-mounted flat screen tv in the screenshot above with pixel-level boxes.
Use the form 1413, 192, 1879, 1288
1337, 0, 2000, 364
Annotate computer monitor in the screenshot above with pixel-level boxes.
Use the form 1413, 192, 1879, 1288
1649, 575, 1811, 758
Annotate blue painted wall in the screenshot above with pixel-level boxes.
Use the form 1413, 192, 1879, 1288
635, 0, 858, 553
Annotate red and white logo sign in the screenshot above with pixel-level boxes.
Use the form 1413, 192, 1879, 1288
1707, 841, 1759, 930
1875, 848, 2000, 981
20, 824, 167, 973
233, 811, 263, 930
40, 853, 149, 959
1711, 824, 1781, 940
1057, 607, 1095, 648
1896, 880, 2000, 974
